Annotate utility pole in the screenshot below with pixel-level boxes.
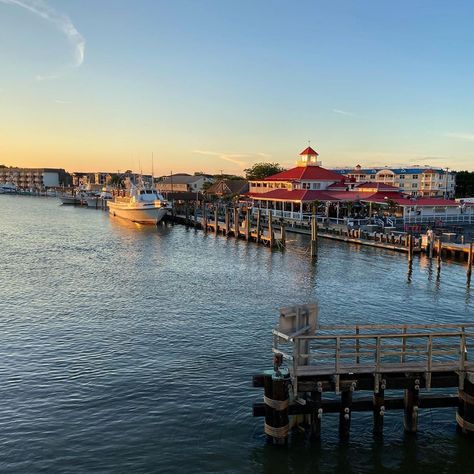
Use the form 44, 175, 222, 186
444, 167, 450, 199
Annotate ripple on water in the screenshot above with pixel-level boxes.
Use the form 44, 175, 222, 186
0, 195, 473, 473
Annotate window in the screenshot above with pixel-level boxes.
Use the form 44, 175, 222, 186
399, 175, 405, 179
312, 183, 321, 190
412, 183, 418, 188
302, 183, 311, 190
412, 175, 418, 179
370, 175, 375, 179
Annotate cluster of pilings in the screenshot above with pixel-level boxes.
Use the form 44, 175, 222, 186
170, 204, 286, 249
253, 366, 474, 444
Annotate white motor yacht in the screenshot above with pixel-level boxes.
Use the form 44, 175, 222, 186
107, 185, 171, 224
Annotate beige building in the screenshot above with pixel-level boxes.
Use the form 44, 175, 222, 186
0, 167, 70, 189
331, 165, 456, 198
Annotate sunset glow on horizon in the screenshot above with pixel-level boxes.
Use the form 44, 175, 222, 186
1, 0, 474, 175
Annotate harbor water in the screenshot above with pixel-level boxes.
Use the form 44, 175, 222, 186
0, 195, 473, 473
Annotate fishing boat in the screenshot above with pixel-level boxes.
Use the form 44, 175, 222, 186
107, 185, 170, 224
86, 190, 113, 208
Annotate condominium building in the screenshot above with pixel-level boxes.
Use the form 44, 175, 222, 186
331, 165, 456, 198
0, 167, 71, 189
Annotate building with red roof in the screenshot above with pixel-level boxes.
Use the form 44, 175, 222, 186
246, 146, 472, 225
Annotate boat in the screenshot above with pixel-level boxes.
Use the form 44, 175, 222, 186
107, 185, 171, 224
86, 190, 113, 208
0, 183, 18, 194
59, 192, 80, 205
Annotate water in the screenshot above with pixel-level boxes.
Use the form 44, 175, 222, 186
0, 195, 473, 473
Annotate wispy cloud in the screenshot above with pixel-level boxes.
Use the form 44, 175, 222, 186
36, 74, 59, 81
332, 108, 355, 117
193, 150, 250, 168
54, 98, 71, 104
444, 132, 474, 142
0, 0, 85, 76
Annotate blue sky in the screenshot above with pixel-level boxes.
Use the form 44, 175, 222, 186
0, 0, 473, 174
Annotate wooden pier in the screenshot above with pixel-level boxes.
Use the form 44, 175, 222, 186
169, 206, 285, 249
252, 304, 474, 444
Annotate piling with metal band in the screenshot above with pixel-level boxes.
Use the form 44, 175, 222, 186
339, 389, 352, 439
309, 387, 322, 439
457, 377, 474, 435
403, 380, 419, 433
263, 368, 290, 445
373, 379, 385, 435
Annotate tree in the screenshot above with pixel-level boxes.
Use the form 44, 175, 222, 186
244, 162, 285, 180
455, 171, 474, 198
109, 173, 125, 188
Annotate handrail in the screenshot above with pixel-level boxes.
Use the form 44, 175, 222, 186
293, 331, 474, 340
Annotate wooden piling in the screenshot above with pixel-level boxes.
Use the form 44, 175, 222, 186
403, 383, 419, 433
256, 209, 261, 243
339, 390, 352, 439
408, 234, 413, 264
280, 221, 286, 247
309, 389, 322, 440
214, 207, 219, 234
263, 369, 290, 445
203, 204, 208, 233
310, 206, 318, 258
245, 210, 251, 241
457, 377, 474, 435
436, 239, 442, 270
268, 210, 274, 247
224, 207, 230, 236
467, 242, 473, 282
373, 380, 385, 435
233, 207, 239, 237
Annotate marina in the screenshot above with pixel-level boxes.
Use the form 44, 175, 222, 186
1, 195, 474, 472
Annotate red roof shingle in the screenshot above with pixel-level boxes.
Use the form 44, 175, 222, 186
264, 166, 343, 182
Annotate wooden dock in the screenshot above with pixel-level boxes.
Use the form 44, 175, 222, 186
169, 206, 285, 249
252, 304, 474, 444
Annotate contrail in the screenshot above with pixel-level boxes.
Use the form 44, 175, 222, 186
0, 0, 85, 68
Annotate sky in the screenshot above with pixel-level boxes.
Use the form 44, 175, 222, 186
0, 0, 474, 175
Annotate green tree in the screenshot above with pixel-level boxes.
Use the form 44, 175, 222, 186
109, 173, 125, 188
455, 171, 474, 197
244, 162, 285, 180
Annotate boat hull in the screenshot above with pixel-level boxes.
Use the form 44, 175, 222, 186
107, 202, 169, 224
60, 196, 79, 205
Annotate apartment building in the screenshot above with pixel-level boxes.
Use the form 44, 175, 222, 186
331, 165, 456, 198
0, 167, 71, 189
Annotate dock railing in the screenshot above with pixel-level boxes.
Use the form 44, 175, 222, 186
273, 322, 474, 394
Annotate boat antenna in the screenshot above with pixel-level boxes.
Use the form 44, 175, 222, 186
151, 152, 154, 188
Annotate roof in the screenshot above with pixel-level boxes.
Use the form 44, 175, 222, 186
264, 166, 343, 182
206, 179, 249, 196
330, 167, 449, 175
355, 182, 400, 191
247, 189, 461, 207
158, 175, 207, 185
247, 189, 335, 202
299, 146, 319, 156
